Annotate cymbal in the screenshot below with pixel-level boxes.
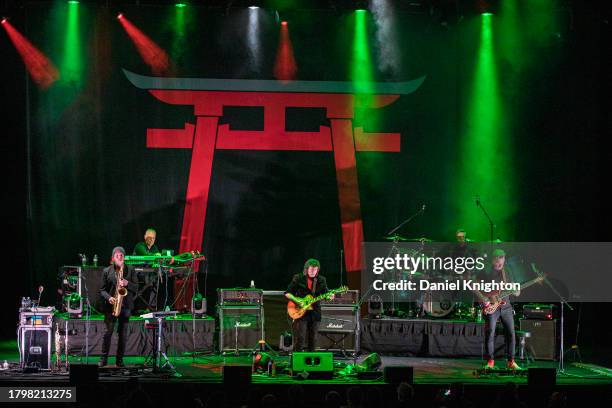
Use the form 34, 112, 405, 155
383, 235, 433, 243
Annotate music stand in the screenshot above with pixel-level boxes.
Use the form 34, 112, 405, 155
143, 312, 177, 373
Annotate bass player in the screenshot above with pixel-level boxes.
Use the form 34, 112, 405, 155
480, 248, 521, 370
285, 258, 334, 352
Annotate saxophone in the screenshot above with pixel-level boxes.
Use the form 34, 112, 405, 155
112, 265, 128, 317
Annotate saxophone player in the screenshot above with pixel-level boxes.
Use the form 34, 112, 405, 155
98, 246, 137, 367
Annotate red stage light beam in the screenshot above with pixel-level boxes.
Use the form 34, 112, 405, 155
273, 21, 297, 81
117, 14, 170, 76
2, 20, 59, 89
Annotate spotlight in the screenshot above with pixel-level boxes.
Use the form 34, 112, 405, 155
175, 2, 187, 8
1, 17, 7, 24
249, 6, 259, 10
252, 351, 272, 372
354, 0, 368, 11
191, 293, 206, 317
65, 293, 82, 318
68, 0, 80, 4
281, 21, 287, 26
117, 12, 124, 20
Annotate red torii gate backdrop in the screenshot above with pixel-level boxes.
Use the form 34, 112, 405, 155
125, 70, 425, 309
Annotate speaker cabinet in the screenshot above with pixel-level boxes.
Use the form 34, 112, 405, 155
528, 367, 556, 388
519, 319, 556, 360
317, 306, 360, 353
223, 365, 252, 387
20, 327, 51, 369
218, 305, 263, 353
384, 366, 414, 384
69, 364, 99, 383
262, 293, 291, 348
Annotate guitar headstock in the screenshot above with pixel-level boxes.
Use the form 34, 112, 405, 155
336, 285, 349, 293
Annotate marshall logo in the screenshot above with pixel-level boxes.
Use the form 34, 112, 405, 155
124, 70, 425, 307
235, 322, 252, 328
326, 322, 345, 329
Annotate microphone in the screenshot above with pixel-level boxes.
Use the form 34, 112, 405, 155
37, 285, 44, 306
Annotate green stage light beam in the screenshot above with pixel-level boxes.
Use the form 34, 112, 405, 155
351, 9, 375, 129
61, 0, 83, 87
453, 14, 516, 241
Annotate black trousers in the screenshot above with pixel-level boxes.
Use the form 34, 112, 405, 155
101, 312, 130, 361
292, 316, 320, 352
485, 305, 516, 360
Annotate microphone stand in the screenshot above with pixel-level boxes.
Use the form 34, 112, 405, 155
531, 264, 573, 374
385, 206, 426, 315
476, 197, 496, 249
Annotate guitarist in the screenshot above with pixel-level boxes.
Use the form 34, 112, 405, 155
285, 259, 334, 352
481, 249, 520, 370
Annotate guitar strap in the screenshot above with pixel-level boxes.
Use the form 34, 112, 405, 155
312, 277, 317, 295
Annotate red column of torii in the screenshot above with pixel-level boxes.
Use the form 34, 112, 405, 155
125, 70, 425, 310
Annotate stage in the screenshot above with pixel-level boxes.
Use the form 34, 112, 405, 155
2, 339, 612, 406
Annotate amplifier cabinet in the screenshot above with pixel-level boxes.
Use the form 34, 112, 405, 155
218, 288, 263, 305
317, 306, 360, 353
19, 326, 52, 369
218, 305, 264, 353
519, 319, 557, 360
262, 293, 291, 348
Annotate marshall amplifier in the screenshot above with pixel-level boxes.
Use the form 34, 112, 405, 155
320, 290, 359, 306
19, 326, 52, 369
218, 288, 263, 305
218, 305, 264, 353
317, 305, 360, 353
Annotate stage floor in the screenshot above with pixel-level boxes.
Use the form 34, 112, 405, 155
2, 340, 612, 386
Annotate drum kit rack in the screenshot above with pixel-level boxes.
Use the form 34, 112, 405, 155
375, 233, 486, 322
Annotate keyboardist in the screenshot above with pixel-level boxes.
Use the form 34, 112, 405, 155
133, 228, 160, 256
132, 228, 168, 312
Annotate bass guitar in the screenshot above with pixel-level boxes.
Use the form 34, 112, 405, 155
287, 286, 348, 320
477, 275, 545, 315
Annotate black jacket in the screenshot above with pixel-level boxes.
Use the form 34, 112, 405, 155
99, 264, 138, 315
285, 273, 329, 321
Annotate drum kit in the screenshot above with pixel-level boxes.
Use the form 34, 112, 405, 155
380, 233, 492, 321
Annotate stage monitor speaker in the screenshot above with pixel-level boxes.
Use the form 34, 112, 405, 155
528, 367, 556, 388
291, 352, 334, 379
19, 327, 51, 370
218, 305, 263, 353
519, 319, 556, 360
384, 366, 414, 384
222, 365, 251, 387
69, 364, 99, 383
